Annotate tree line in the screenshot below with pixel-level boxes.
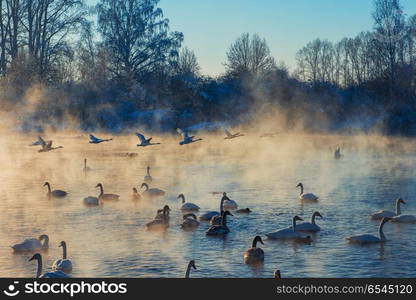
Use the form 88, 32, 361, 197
1, 0, 416, 135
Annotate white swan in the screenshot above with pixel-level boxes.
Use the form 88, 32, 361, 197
89, 134, 112, 144
296, 183, 318, 201
178, 194, 200, 211
96, 183, 119, 201
146, 205, 170, 230
266, 216, 311, 240
52, 241, 73, 274
144, 166, 152, 182
136, 132, 160, 147
347, 217, 392, 244
391, 214, 416, 223
206, 211, 233, 236
181, 213, 200, 229
292, 211, 323, 232
11, 235, 49, 252
44, 182, 67, 198
177, 128, 202, 145
29, 253, 70, 278
224, 129, 244, 139
185, 260, 196, 278
244, 236, 265, 264
141, 183, 165, 197
222, 192, 238, 209
371, 198, 406, 220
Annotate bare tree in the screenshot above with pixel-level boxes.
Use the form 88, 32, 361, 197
175, 47, 200, 77
225, 33, 275, 76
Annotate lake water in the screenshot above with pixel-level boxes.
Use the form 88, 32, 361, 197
0, 132, 415, 278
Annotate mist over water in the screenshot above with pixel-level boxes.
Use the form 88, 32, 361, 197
0, 130, 415, 278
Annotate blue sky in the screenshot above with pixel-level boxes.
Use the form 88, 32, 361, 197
87, 0, 416, 75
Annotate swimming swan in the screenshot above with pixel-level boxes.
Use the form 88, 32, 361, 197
29, 253, 69, 278
52, 241, 73, 274
391, 214, 416, 223
44, 182, 67, 198
185, 260, 197, 278
141, 183, 165, 197
206, 211, 233, 236
177, 128, 202, 145
132, 188, 142, 201
89, 134, 112, 144
83, 196, 99, 206
209, 193, 228, 224
178, 194, 200, 211
266, 216, 311, 240
244, 236, 265, 264
95, 183, 119, 201
347, 217, 392, 244
181, 213, 200, 229
296, 183, 318, 201
292, 211, 323, 232
136, 132, 160, 147
144, 166, 152, 182
371, 198, 405, 220
11, 235, 49, 252
146, 205, 170, 230
222, 192, 238, 209
224, 129, 244, 139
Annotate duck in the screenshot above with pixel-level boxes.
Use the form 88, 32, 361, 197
177, 128, 202, 145
185, 260, 197, 278
178, 194, 200, 212
95, 183, 119, 201
44, 182, 67, 198
206, 211, 233, 236
136, 132, 160, 147
144, 166, 153, 182
29, 253, 70, 278
181, 213, 200, 230
266, 216, 311, 241
371, 198, 406, 220
292, 211, 323, 232
243, 236, 265, 264
146, 205, 170, 230
235, 208, 252, 214
141, 183, 165, 197
222, 192, 238, 209
52, 241, 73, 274
89, 134, 112, 144
11, 235, 49, 252
391, 214, 416, 223
296, 183, 318, 201
132, 188, 142, 201
224, 129, 244, 139
347, 217, 392, 244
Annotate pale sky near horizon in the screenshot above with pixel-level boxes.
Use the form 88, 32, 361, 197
87, 0, 416, 76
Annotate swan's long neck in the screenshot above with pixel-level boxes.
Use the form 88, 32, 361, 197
179, 195, 185, 204
252, 237, 259, 248
220, 198, 225, 212
147, 168, 150, 176
143, 184, 149, 191
292, 218, 297, 232
379, 220, 387, 241
46, 183, 51, 193
396, 200, 402, 215
299, 185, 303, 195
62, 242, 67, 259
98, 185, 103, 196
221, 213, 228, 226
35, 257, 42, 278
311, 214, 317, 224
185, 263, 192, 278
84, 159, 87, 169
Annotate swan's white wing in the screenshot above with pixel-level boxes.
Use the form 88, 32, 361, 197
225, 129, 233, 137
135, 132, 146, 143
38, 136, 47, 147
177, 128, 188, 139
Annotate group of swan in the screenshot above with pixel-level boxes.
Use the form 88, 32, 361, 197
12, 236, 73, 278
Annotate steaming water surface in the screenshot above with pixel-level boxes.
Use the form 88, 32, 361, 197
1, 133, 415, 278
